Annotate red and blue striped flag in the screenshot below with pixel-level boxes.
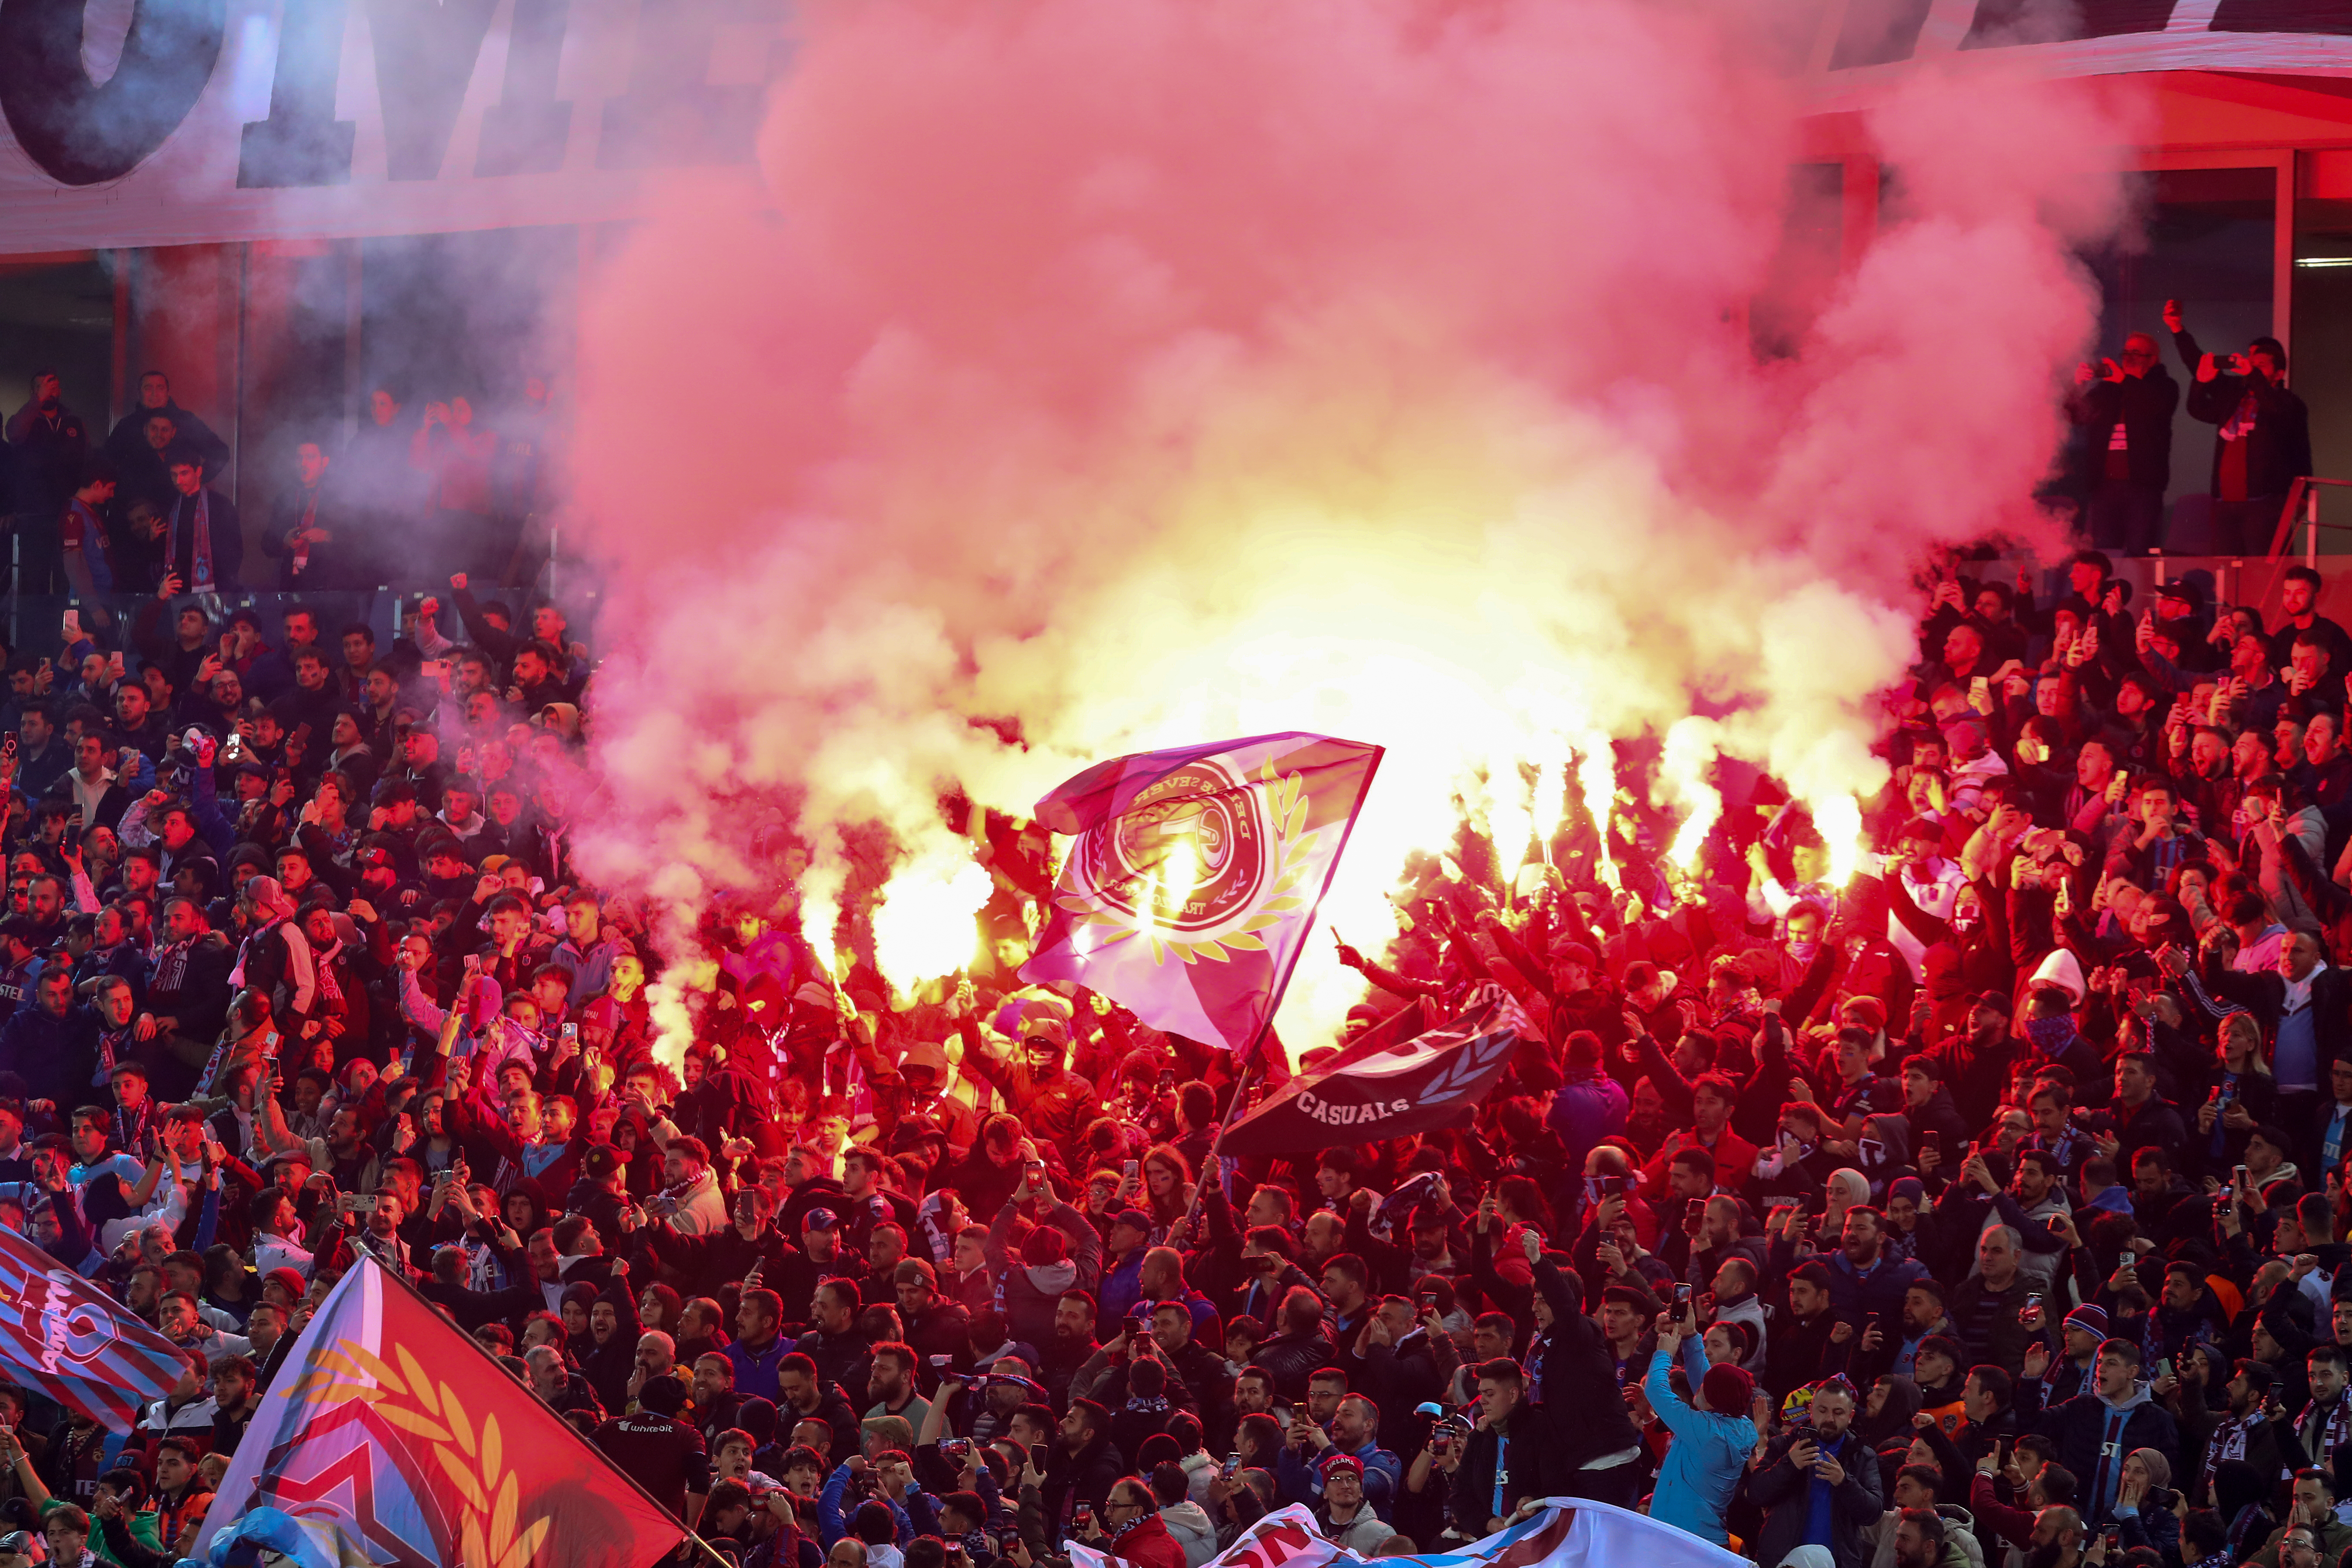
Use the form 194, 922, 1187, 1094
0, 1224, 187, 1428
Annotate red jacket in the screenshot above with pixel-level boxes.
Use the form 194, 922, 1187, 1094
1102, 1515, 1187, 1568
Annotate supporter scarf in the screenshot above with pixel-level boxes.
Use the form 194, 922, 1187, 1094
1125, 1393, 1169, 1413
92, 1025, 132, 1088
2306, 1389, 2352, 1463
312, 940, 345, 1008
2204, 1411, 2259, 1494
151, 937, 195, 995
168, 490, 216, 592
2220, 392, 2258, 444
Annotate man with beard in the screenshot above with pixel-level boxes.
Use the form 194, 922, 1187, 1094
2016, 1507, 2085, 1568
1890, 1509, 1950, 1568
1043, 1289, 1103, 1412
2194, 1359, 2291, 1505
796, 1281, 873, 1399
2042, 1338, 2175, 1527
2277, 1345, 2352, 1470
1794, 1207, 1929, 1332
1750, 1379, 1883, 1568
1768, 1262, 1855, 1402
862, 1341, 930, 1433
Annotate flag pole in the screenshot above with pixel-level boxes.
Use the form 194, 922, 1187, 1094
1174, 745, 1384, 1241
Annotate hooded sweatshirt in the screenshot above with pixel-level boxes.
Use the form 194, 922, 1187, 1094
1645, 1348, 1757, 1546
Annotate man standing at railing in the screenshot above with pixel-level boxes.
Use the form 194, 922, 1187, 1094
2166, 298, 2313, 557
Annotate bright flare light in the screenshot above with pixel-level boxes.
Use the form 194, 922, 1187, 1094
873, 848, 995, 990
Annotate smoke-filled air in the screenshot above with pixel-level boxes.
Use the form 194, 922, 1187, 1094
566, 0, 2147, 1059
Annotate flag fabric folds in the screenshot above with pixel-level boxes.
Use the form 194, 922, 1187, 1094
1070, 1498, 1748, 1568
1020, 732, 1381, 1060
0, 1224, 187, 1429
1219, 983, 1534, 1155
194, 1257, 685, 1568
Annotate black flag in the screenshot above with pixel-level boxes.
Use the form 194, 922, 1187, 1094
1220, 983, 1532, 1155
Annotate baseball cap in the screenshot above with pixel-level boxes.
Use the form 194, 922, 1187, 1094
582, 1145, 623, 1180
804, 1207, 840, 1233
1110, 1208, 1153, 1234
1318, 1454, 1364, 1479
1976, 989, 2013, 1015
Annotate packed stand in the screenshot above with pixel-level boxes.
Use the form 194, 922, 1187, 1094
3, 338, 2352, 1568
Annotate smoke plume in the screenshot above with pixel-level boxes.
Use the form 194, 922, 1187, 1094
567, 0, 2145, 1051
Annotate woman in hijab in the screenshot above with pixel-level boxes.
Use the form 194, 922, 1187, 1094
2114, 1447, 2180, 1559
1822, 1168, 1871, 1240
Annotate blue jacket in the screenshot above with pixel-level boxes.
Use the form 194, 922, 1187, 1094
1644, 1347, 1756, 1546
1097, 1246, 1148, 1325
1546, 1075, 1628, 1179
725, 1334, 792, 1405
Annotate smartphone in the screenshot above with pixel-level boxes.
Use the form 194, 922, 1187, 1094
1672, 1283, 1694, 1309
1157, 1069, 1176, 1092
2235, 1164, 2249, 1182
1074, 1503, 1093, 1529
1220, 1454, 1240, 1478
339, 1193, 374, 1216
929, 1354, 951, 1369
561, 1023, 578, 1045
60, 610, 77, 639
1029, 1444, 1047, 1474
1684, 1197, 1704, 1227
2024, 1292, 2043, 1314
2116, 1252, 2133, 1271
2157, 1358, 2174, 1379
1121, 1160, 1139, 1180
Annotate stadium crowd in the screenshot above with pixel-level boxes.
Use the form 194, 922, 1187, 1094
0, 307, 2340, 1568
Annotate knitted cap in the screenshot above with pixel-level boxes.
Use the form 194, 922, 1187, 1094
1701, 1362, 1754, 1415
2062, 1304, 2109, 1338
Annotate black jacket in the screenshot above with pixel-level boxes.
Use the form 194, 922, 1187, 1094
1529, 1256, 1643, 1469
1746, 1425, 1886, 1568
159, 487, 244, 591
1448, 1408, 1552, 1536
2070, 365, 2179, 492
2176, 330, 2312, 500
1041, 1433, 1125, 1533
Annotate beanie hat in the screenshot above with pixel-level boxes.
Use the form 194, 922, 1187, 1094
1701, 1363, 1753, 1415
2063, 1304, 2110, 1338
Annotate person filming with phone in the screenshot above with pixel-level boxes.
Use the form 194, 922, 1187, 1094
2166, 298, 2313, 556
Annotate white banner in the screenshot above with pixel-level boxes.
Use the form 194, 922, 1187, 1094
0, 0, 792, 255
1, 1, 2348, 257
1067, 1500, 1749, 1568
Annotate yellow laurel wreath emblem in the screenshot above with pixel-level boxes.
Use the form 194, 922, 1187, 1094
1056, 758, 1318, 968
288, 1339, 553, 1568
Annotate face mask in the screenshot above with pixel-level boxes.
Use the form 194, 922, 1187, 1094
2024, 1014, 2074, 1053
1952, 908, 1984, 933
1788, 939, 1819, 962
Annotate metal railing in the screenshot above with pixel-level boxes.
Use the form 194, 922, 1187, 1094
2265, 475, 2352, 564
